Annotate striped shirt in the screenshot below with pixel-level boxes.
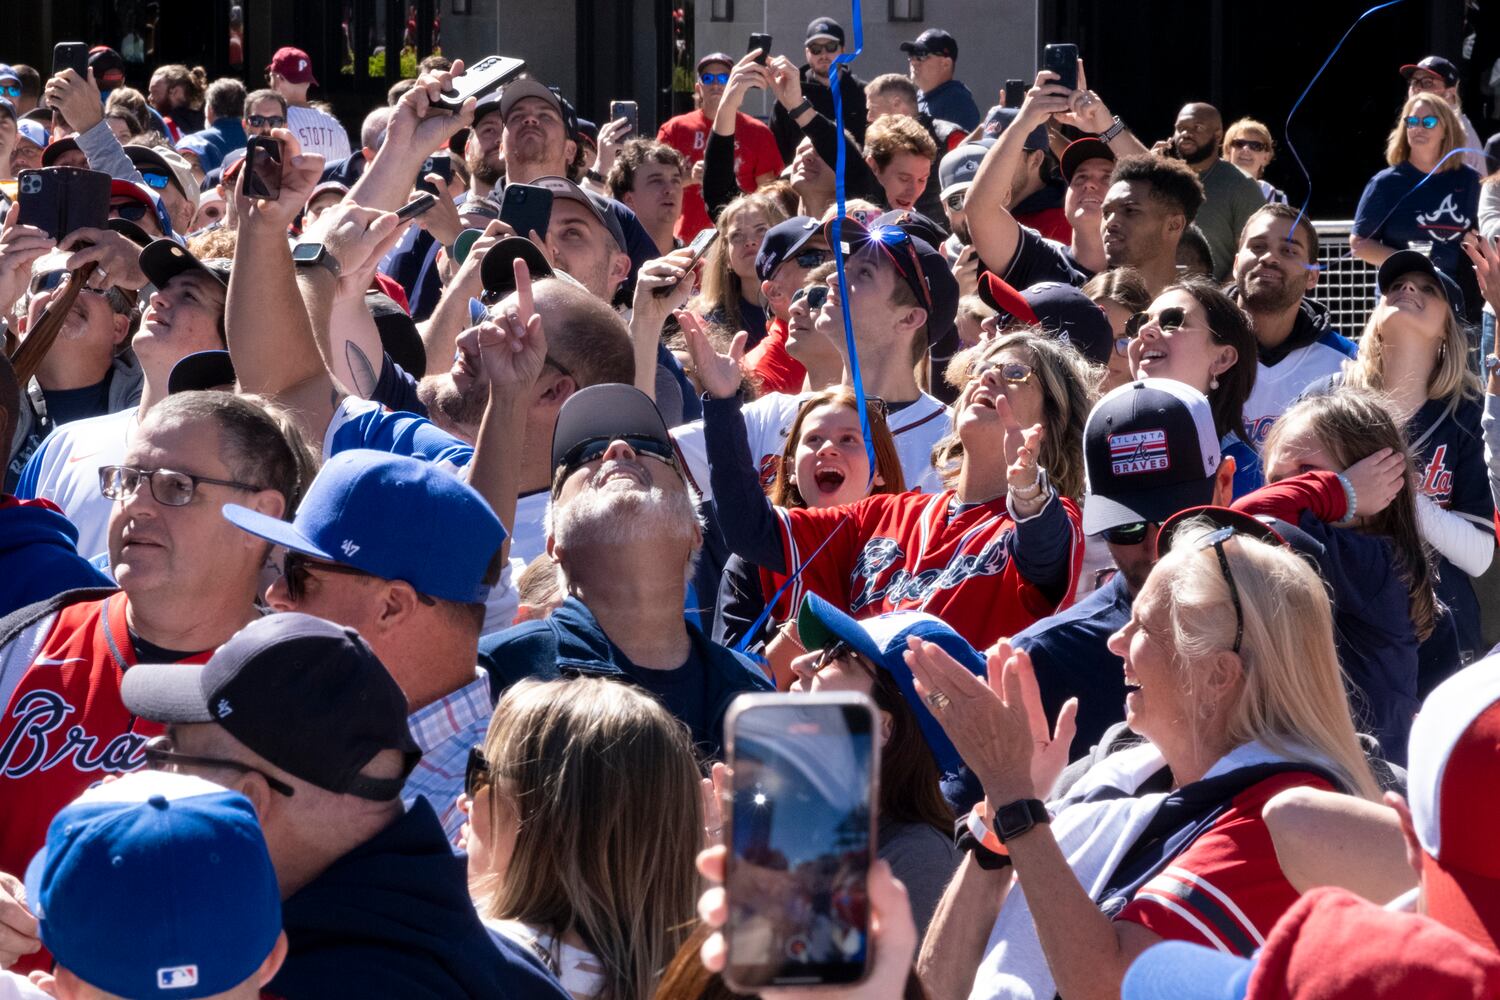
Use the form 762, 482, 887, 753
403, 670, 493, 846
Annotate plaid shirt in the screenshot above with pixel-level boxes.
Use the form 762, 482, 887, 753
403, 670, 493, 846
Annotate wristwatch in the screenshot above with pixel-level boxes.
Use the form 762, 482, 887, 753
291, 242, 342, 277
786, 98, 813, 119
1099, 115, 1127, 144
991, 798, 1049, 843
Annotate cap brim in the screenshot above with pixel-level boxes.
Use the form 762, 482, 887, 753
1156, 505, 1286, 559
221, 503, 340, 563
480, 236, 554, 298
167, 350, 237, 395
1377, 250, 1443, 296
550, 383, 673, 472
1061, 138, 1116, 182
1121, 940, 1252, 1000
1083, 476, 1217, 535
796, 593, 887, 666
807, 33, 841, 43
899, 42, 925, 54
119, 660, 215, 724
106, 218, 155, 248
501, 79, 560, 118
139, 239, 226, 291
1421, 851, 1500, 952
979, 272, 1039, 325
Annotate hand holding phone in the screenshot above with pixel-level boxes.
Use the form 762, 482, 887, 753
395, 192, 439, 222
1041, 43, 1079, 92
609, 101, 639, 138
1004, 79, 1026, 108
430, 55, 526, 112
242, 136, 284, 200
52, 42, 89, 79
16, 167, 112, 241
652, 227, 718, 298
499, 183, 554, 242
747, 33, 773, 66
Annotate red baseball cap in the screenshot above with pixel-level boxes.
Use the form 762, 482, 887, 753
267, 46, 317, 86
1406, 653, 1500, 951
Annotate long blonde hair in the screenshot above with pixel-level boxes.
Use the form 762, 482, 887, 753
479, 678, 702, 1000
1343, 277, 1480, 408
696, 193, 785, 334
1156, 522, 1382, 801
1385, 93, 1466, 170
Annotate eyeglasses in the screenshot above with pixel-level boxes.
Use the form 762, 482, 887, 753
465, 745, 490, 799
139, 170, 171, 190
971, 359, 1035, 384
794, 249, 829, 268
1125, 305, 1190, 339
1113, 335, 1132, 357
1101, 521, 1155, 546
557, 434, 680, 481
30, 269, 133, 314
700, 72, 730, 86
100, 465, 265, 507
144, 735, 296, 797
1408, 75, 1444, 93
944, 190, 968, 212
246, 114, 286, 129
0, 85, 19, 98
1229, 138, 1268, 152
807, 42, 841, 55
110, 199, 149, 222
279, 550, 437, 607
907, 52, 932, 63
1404, 115, 1440, 130
792, 283, 831, 310
1195, 526, 1245, 654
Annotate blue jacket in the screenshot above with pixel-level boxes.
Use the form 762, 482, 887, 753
181, 118, 247, 164
0, 499, 112, 619
270, 799, 568, 1000
918, 79, 981, 131
479, 596, 771, 760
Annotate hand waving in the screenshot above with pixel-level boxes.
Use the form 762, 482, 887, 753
676, 310, 747, 399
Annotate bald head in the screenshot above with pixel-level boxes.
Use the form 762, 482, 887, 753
1178, 103, 1222, 129
1173, 103, 1224, 166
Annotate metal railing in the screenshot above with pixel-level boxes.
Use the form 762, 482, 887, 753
1308, 220, 1377, 337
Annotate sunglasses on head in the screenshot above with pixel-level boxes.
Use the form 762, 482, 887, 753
1194, 525, 1245, 654
558, 434, 679, 479
246, 114, 286, 129
1101, 521, 1155, 546
1124, 305, 1189, 339
1229, 138, 1268, 152
792, 283, 831, 310
807, 42, 841, 55
700, 72, 730, 86
1404, 115, 1440, 130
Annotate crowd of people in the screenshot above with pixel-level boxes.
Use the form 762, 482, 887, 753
0, 18, 1496, 1000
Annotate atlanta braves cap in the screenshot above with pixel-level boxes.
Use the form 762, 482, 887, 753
755, 215, 823, 282
25, 772, 280, 1000
1082, 379, 1221, 534
871, 209, 948, 252
223, 449, 505, 604
980, 273, 1114, 365
1377, 249, 1465, 321
979, 107, 1048, 151
123, 613, 420, 799
551, 382, 674, 473
938, 140, 993, 201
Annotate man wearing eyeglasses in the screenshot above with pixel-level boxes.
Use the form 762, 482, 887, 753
123, 144, 199, 236
1402, 56, 1485, 175
241, 88, 289, 140
479, 383, 770, 760
769, 18, 869, 164
1009, 379, 1233, 758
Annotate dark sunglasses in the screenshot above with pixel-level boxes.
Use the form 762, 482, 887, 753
1124, 305, 1189, 339
30, 269, 133, 314
465, 745, 490, 798
110, 199, 149, 222
792, 283, 831, 310
0, 85, 19, 98
99, 465, 263, 507
807, 42, 842, 55
794, 249, 829, 268
1404, 115, 1440, 130
1101, 521, 1155, 546
700, 72, 730, 86
557, 434, 679, 480
1195, 526, 1245, 654
139, 170, 171, 191
279, 550, 436, 606
813, 639, 875, 677
246, 114, 287, 129
144, 735, 296, 797
1228, 138, 1268, 152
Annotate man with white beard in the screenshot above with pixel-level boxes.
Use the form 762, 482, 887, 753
477, 383, 770, 760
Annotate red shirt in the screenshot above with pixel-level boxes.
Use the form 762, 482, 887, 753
744, 316, 805, 396
1019, 205, 1073, 244
658, 110, 784, 240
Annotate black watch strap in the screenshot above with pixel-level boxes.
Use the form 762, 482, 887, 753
992, 798, 1049, 843
953, 814, 1012, 870
787, 99, 813, 119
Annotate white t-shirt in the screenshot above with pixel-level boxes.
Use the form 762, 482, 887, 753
16, 407, 137, 562
671, 391, 951, 501
287, 104, 352, 163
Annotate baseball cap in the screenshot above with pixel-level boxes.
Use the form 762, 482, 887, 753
481, 235, 554, 300
111, 179, 176, 237
823, 216, 960, 345
806, 17, 846, 45
175, 133, 224, 173
551, 382, 674, 473
979, 107, 1049, 151
696, 52, 735, 73
41, 136, 82, 166
88, 46, 126, 85
1377, 249, 1465, 321
938, 140, 993, 201
24, 772, 281, 1000
267, 46, 317, 86
1405, 652, 1500, 950
16, 119, 48, 149
1156, 504, 1326, 563
871, 209, 948, 251
755, 215, 824, 281
1081, 378, 1222, 535
167, 350, 236, 394
1060, 137, 1116, 183
499, 78, 578, 138
307, 179, 350, 205
1122, 887, 1500, 1000
529, 174, 629, 253
1485, 133, 1500, 176
1400, 55, 1459, 88
139, 240, 231, 291
979, 273, 1114, 365
122, 613, 421, 798
223, 449, 505, 604
899, 28, 958, 60
366, 290, 426, 377
0, 64, 18, 84
124, 144, 200, 210
797, 593, 984, 777
574, 117, 599, 148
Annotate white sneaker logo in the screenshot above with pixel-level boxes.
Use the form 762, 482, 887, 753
35, 657, 86, 667
340, 539, 360, 558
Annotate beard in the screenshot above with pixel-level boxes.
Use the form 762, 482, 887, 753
417, 373, 488, 436
1239, 269, 1304, 314
1180, 136, 1218, 165
551, 476, 700, 554
466, 146, 503, 187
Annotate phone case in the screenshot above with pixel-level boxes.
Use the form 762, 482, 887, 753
431, 55, 526, 111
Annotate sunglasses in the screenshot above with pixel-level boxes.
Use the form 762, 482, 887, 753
794, 249, 829, 268
139, 170, 171, 190
1229, 138, 1268, 152
1101, 521, 1154, 546
1404, 115, 1440, 130
100, 465, 264, 507
246, 114, 286, 129
944, 190, 968, 212
279, 550, 436, 606
110, 199, 149, 222
1113, 335, 1132, 357
700, 72, 730, 86
144, 735, 296, 797
1195, 526, 1245, 654
0, 85, 19, 98
791, 283, 831, 310
557, 434, 679, 481
813, 640, 876, 678
465, 745, 490, 799
971, 359, 1035, 384
30, 269, 133, 314
1124, 305, 1190, 339
807, 42, 842, 55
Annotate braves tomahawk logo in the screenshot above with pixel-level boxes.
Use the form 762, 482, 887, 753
0, 690, 150, 777
848, 531, 1014, 613
1416, 194, 1473, 242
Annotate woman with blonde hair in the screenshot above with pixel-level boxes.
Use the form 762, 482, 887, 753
692, 192, 786, 348
459, 678, 702, 1000
1221, 117, 1286, 204
1351, 93, 1480, 321
912, 525, 1381, 1000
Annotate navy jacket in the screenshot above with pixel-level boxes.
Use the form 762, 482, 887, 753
919, 79, 981, 131
479, 596, 771, 760
270, 799, 568, 1000
0, 499, 112, 619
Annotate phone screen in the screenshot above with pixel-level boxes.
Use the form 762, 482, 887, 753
725, 697, 875, 990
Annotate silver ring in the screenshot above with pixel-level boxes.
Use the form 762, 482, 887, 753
925, 690, 950, 711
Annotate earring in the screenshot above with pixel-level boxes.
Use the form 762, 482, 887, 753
1209, 376, 1220, 391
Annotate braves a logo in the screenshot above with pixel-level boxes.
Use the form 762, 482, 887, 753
1416, 194, 1473, 242
0, 690, 149, 778
1419, 444, 1454, 505
848, 532, 1013, 613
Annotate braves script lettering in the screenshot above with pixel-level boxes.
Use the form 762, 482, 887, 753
848, 531, 1013, 613
0, 690, 149, 778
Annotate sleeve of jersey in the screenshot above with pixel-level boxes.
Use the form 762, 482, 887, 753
14, 438, 50, 500
1115, 774, 1331, 956
1008, 495, 1083, 615
1449, 408, 1496, 525
1232, 471, 1347, 525
774, 500, 866, 616
324, 397, 473, 472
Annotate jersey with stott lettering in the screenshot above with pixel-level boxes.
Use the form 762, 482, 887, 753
0, 592, 212, 881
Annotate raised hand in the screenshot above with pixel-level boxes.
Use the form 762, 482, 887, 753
301, 200, 406, 300
237, 128, 326, 231
593, 117, 634, 175
766, 55, 805, 111
0, 203, 58, 315
474, 256, 549, 392
676, 309, 747, 400
384, 59, 476, 156
1002, 643, 1077, 798
44, 68, 103, 133
1342, 446, 1407, 518
1462, 234, 1500, 317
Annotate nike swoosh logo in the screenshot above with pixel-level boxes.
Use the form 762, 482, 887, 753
35, 657, 86, 666
66, 452, 100, 465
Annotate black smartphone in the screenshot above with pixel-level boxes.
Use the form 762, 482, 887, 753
53, 42, 89, 78
747, 33, 773, 66
430, 55, 527, 112
416, 152, 453, 196
609, 100, 639, 137
396, 191, 438, 222
17, 167, 111, 240
1004, 79, 1026, 108
1041, 43, 1079, 92
722, 692, 878, 991
654, 227, 718, 297
242, 136, 283, 200
499, 182, 554, 239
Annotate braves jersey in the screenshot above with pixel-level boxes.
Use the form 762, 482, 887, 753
0, 592, 212, 883
770, 491, 1083, 650
15, 408, 137, 563
1243, 333, 1357, 448
673, 391, 950, 502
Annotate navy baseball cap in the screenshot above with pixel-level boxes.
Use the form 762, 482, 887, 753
25, 772, 281, 1000
1377, 249, 1465, 321
123, 613, 421, 798
823, 216, 959, 345
980, 273, 1114, 365
139, 240, 231, 291
1157, 504, 1327, 566
167, 350, 236, 394
1401, 55, 1459, 88
551, 382, 675, 473
0, 64, 18, 84
696, 52, 735, 73
481, 235, 555, 300
224, 449, 504, 604
938, 140, 993, 200
755, 215, 824, 281
797, 593, 984, 777
900, 28, 958, 60
979, 107, 1049, 151
872, 209, 948, 252
1060, 137, 1116, 183
1082, 379, 1222, 534
806, 17, 846, 44
41, 136, 82, 166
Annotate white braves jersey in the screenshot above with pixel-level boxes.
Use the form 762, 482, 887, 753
1243, 335, 1357, 448
287, 104, 352, 163
16, 408, 137, 562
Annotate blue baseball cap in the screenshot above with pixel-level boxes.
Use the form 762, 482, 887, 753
0, 64, 19, 84
1377, 249, 1466, 322
796, 593, 985, 776
1123, 940, 1253, 1000
755, 215, 824, 281
25, 772, 281, 1000
980, 106, 1049, 151
222, 449, 505, 604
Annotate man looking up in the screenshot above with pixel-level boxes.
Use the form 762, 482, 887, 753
1159, 102, 1265, 279
606, 139, 687, 255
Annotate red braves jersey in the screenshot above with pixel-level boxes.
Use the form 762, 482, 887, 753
770, 491, 1083, 649
0, 593, 212, 883
658, 110, 784, 240
1116, 771, 1334, 954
